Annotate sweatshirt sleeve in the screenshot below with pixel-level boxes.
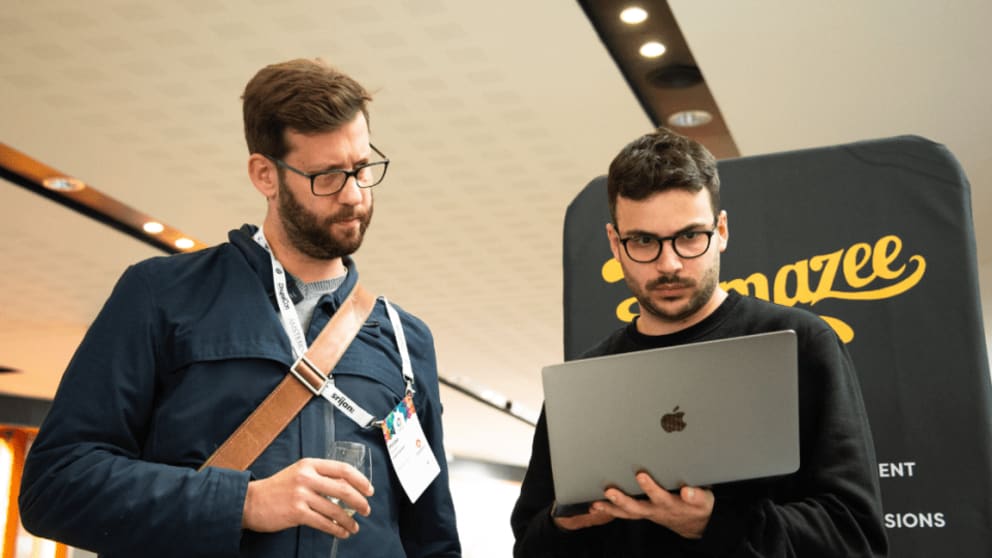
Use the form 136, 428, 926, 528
18, 265, 250, 558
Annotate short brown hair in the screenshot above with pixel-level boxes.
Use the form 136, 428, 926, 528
242, 58, 372, 158
606, 127, 720, 224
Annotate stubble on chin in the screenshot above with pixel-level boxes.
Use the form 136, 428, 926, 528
631, 260, 720, 325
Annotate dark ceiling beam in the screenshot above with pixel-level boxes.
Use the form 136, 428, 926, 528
0, 142, 207, 255
577, 0, 740, 159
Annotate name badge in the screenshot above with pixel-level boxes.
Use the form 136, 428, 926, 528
381, 394, 440, 502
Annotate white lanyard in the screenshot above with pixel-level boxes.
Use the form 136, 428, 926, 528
254, 227, 415, 428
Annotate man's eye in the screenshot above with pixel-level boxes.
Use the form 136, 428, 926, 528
633, 236, 656, 246
680, 231, 699, 240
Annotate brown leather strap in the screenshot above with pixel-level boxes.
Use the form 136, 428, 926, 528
200, 284, 377, 471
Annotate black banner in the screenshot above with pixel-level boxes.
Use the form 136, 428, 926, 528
562, 136, 992, 556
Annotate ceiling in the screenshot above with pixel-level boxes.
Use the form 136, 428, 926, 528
1, 0, 990, 468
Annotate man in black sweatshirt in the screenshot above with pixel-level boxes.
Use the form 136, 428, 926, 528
511, 127, 888, 557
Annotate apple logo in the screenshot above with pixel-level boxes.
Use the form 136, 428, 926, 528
660, 406, 686, 432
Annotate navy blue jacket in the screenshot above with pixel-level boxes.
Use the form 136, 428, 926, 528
19, 225, 461, 558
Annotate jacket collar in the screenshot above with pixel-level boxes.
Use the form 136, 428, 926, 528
229, 224, 360, 309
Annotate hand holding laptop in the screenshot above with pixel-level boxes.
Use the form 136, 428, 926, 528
554, 472, 714, 539
552, 505, 613, 531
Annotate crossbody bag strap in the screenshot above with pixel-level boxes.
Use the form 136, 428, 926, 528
199, 283, 377, 471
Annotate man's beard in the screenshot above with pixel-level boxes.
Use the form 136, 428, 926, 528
630, 258, 719, 324
277, 175, 373, 260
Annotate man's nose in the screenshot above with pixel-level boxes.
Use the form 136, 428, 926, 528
653, 241, 684, 273
335, 174, 364, 204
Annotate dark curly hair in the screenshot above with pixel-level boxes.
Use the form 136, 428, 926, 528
606, 127, 720, 224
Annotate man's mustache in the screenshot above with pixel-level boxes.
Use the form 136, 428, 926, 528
326, 209, 368, 223
647, 275, 694, 289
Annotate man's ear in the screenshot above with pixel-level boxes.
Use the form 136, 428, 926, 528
248, 153, 277, 199
716, 210, 729, 252
606, 222, 622, 261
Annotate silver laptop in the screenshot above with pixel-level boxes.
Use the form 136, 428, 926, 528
542, 330, 799, 513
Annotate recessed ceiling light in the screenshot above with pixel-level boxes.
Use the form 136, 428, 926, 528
639, 41, 666, 58
620, 6, 648, 24
175, 238, 195, 250
667, 109, 713, 128
143, 221, 165, 234
42, 176, 86, 192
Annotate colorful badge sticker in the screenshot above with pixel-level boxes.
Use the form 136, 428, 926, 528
381, 394, 440, 502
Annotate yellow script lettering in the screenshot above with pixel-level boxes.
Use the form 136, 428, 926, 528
842, 243, 873, 288
722, 273, 770, 301
759, 235, 925, 306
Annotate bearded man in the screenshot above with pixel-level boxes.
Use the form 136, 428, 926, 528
20, 59, 461, 558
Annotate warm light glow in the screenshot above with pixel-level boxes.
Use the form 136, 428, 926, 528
41, 176, 86, 192
143, 221, 165, 234
37, 538, 58, 557
620, 6, 648, 24
175, 238, 195, 250
639, 41, 666, 58
0, 437, 11, 557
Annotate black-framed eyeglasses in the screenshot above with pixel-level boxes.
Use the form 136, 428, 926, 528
264, 144, 389, 196
618, 226, 718, 262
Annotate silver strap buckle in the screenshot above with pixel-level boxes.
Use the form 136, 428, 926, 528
290, 355, 329, 396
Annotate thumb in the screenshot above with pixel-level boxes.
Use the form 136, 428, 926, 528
681, 485, 696, 503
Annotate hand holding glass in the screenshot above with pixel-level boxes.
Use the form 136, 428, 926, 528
327, 441, 371, 516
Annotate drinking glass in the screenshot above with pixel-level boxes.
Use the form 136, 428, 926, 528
327, 441, 370, 558
327, 440, 371, 515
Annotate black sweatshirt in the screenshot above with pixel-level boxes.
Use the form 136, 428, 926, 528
511, 291, 888, 557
